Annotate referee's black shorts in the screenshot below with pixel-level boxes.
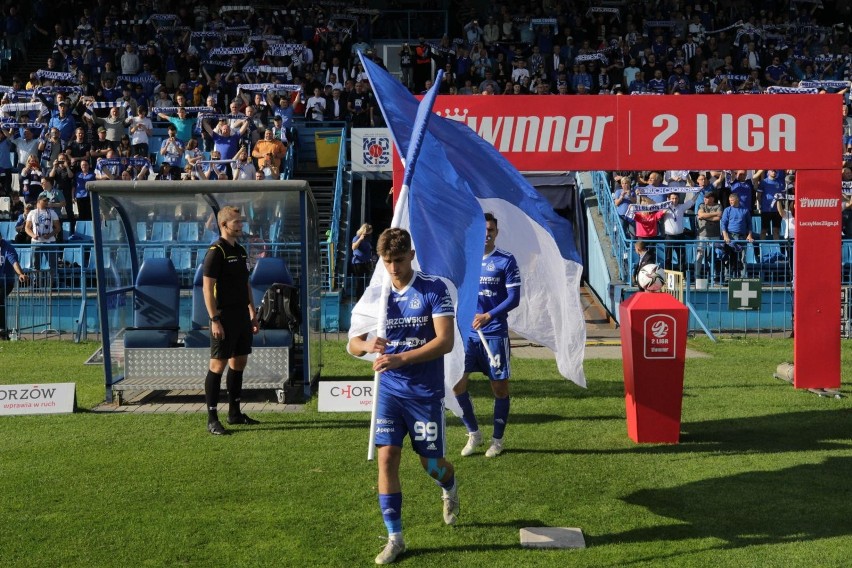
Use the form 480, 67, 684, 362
210, 309, 253, 360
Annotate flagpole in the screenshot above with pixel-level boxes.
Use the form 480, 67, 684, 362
365, 60, 445, 460
476, 329, 499, 367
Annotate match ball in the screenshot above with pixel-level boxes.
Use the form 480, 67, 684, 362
637, 263, 666, 292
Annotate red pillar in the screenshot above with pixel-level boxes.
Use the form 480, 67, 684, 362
793, 170, 841, 389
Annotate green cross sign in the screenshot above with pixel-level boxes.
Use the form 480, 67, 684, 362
728, 279, 762, 310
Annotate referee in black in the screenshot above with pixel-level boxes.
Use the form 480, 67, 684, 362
202, 205, 260, 435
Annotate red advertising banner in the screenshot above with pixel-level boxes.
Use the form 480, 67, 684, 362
431, 95, 840, 171
392, 94, 841, 390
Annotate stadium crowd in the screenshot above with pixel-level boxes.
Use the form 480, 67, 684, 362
0, 0, 850, 235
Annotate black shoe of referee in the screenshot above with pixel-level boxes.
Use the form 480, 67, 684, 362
207, 420, 230, 435
227, 413, 260, 425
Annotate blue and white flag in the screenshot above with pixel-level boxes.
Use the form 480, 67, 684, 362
350, 55, 587, 389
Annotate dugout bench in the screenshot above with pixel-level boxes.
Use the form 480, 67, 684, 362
87, 181, 322, 405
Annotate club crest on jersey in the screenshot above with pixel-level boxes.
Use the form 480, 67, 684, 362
409, 295, 421, 309
486, 260, 496, 272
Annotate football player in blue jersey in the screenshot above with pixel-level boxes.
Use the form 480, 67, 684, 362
348, 227, 458, 565
453, 212, 521, 458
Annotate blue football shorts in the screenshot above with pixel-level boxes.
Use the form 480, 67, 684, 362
374, 390, 446, 458
463, 335, 511, 380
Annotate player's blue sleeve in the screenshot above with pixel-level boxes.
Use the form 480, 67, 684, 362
486, 285, 520, 320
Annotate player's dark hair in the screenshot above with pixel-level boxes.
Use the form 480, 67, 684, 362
377, 227, 411, 257
484, 212, 497, 226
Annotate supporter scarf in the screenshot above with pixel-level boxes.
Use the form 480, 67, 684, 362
117, 74, 160, 84
843, 182, 852, 195
638, 186, 695, 195
236, 83, 300, 96
248, 35, 284, 43
530, 18, 558, 33
766, 86, 818, 94
54, 39, 92, 47
151, 106, 213, 114
35, 70, 77, 82
265, 44, 305, 57
88, 100, 129, 109
626, 202, 672, 216
98, 157, 151, 169
209, 47, 254, 56
242, 66, 292, 75
586, 7, 620, 21
219, 5, 255, 14
800, 80, 851, 90
427, 42, 456, 56
0, 102, 48, 114
191, 31, 223, 40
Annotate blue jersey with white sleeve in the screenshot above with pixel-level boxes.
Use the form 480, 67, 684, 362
381, 272, 454, 400
472, 248, 521, 339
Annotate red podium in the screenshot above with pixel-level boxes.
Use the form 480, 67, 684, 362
619, 292, 688, 444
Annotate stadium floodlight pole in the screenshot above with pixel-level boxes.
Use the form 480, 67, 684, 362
476, 328, 499, 367
365, 62, 446, 461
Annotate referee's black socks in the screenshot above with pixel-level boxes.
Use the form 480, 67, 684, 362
226, 367, 244, 418
204, 369, 224, 423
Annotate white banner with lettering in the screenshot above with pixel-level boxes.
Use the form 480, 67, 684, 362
0, 383, 76, 416
351, 128, 393, 172
318, 381, 374, 412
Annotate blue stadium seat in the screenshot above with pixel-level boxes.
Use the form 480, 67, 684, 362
170, 246, 193, 287
0, 221, 15, 241
142, 246, 166, 261
184, 264, 210, 348
103, 220, 124, 241
136, 222, 150, 241
74, 221, 94, 240
151, 221, 174, 242
177, 221, 200, 242
124, 258, 180, 348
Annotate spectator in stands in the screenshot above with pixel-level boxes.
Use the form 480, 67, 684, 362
25, 193, 60, 271
120, 43, 141, 76
754, 169, 784, 241
348, 81, 371, 127
65, 127, 91, 171
662, 191, 696, 272
202, 150, 229, 181
0, 129, 12, 197
305, 87, 327, 121
37, 127, 64, 171
13, 202, 33, 244
0, 230, 28, 340
8, 128, 41, 172
90, 127, 113, 161
203, 119, 248, 164
156, 106, 196, 146
47, 101, 76, 143
695, 191, 723, 282
720, 193, 755, 279
128, 106, 153, 158
776, 196, 795, 265
613, 176, 637, 237
631, 196, 667, 240
182, 138, 204, 176
74, 160, 94, 223
730, 170, 759, 214
116, 135, 133, 158
251, 128, 287, 172
231, 147, 256, 181
159, 125, 184, 171
49, 155, 75, 231
90, 105, 128, 145
19, 155, 43, 206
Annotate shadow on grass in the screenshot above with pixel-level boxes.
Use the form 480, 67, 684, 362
534, 409, 852, 456
600, 455, 852, 552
